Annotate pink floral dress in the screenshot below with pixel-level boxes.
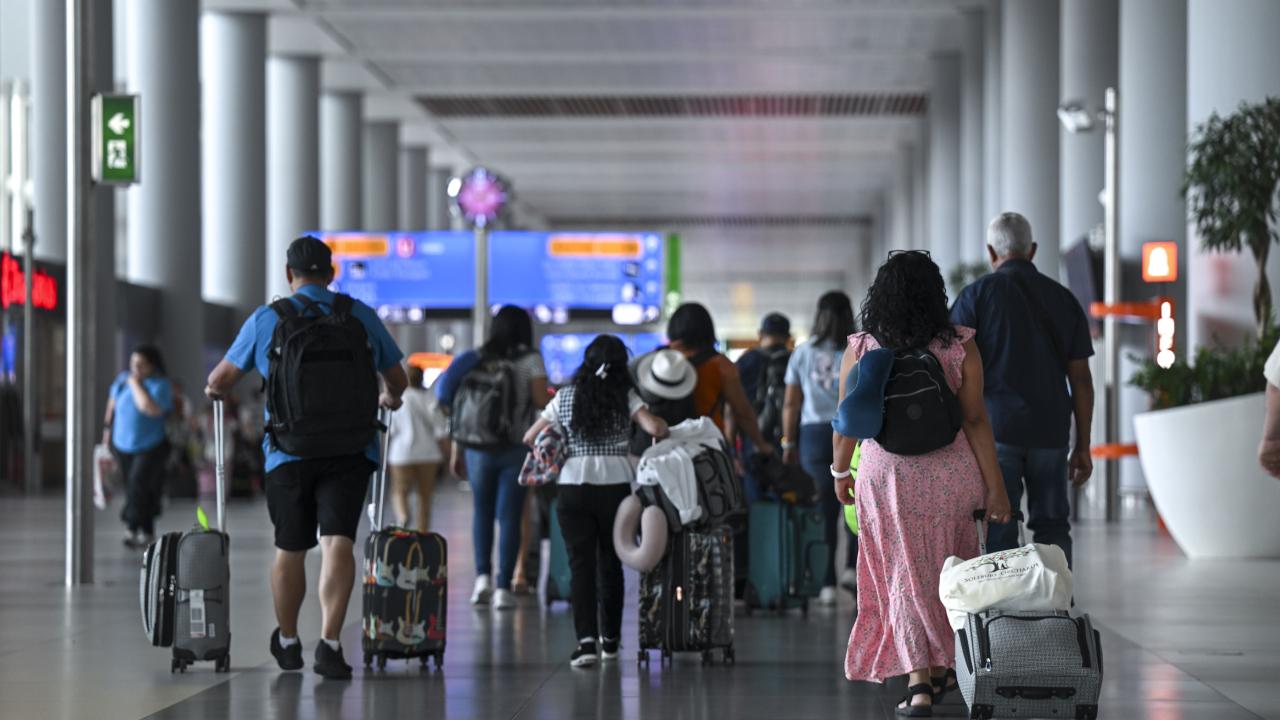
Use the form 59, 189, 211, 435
844, 326, 986, 682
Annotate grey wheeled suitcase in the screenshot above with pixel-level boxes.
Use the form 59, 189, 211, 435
955, 510, 1102, 719
637, 525, 735, 667
141, 400, 231, 673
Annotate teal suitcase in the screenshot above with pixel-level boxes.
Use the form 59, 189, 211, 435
745, 501, 830, 615
544, 500, 573, 606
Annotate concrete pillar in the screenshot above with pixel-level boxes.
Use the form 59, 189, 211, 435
267, 56, 320, 300
362, 121, 399, 231
1186, 0, 1280, 351
928, 53, 962, 283
1116, 0, 1187, 494
1001, 0, 1061, 279
426, 166, 453, 231
201, 11, 266, 311
910, 133, 928, 251
983, 1, 1003, 227
92, 0, 117, 441
127, 0, 204, 391
320, 92, 362, 231
399, 146, 427, 230
32, 0, 66, 262
1060, 0, 1118, 253
960, 8, 986, 265
889, 146, 913, 254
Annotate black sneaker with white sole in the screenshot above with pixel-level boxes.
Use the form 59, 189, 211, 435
600, 638, 619, 660
270, 628, 304, 671
570, 642, 599, 668
314, 641, 353, 679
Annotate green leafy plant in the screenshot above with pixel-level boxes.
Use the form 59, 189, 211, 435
947, 261, 990, 292
1183, 97, 1280, 339
1129, 323, 1280, 410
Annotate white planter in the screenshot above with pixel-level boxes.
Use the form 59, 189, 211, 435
1133, 392, 1280, 558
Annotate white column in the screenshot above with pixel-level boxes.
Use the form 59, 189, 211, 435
910, 133, 928, 251
983, 1, 1003, 227
1186, 0, 1280, 351
399, 146, 427, 230
91, 0, 117, 432
127, 0, 204, 391
267, 56, 319, 301
928, 53, 962, 282
1059, 0, 1118, 252
32, 0, 66, 262
362, 121, 399, 231
1116, 0, 1187, 495
1001, 0, 1061, 279
320, 91, 362, 231
889, 146, 913, 253
960, 8, 986, 265
426, 166, 453, 230
201, 11, 266, 311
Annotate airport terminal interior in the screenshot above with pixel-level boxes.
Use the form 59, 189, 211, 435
2, 0, 1280, 718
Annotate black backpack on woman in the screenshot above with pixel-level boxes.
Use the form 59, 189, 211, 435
875, 343, 963, 456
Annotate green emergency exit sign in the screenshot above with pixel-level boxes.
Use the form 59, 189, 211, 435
91, 94, 139, 184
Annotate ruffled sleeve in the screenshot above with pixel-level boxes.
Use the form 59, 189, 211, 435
937, 325, 977, 391
846, 332, 879, 363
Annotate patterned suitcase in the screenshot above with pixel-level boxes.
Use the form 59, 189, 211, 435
361, 411, 448, 670
637, 525, 735, 666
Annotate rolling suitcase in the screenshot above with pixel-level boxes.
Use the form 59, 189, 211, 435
955, 510, 1102, 720
744, 501, 829, 615
543, 499, 572, 606
637, 525, 735, 667
362, 411, 448, 671
140, 399, 232, 673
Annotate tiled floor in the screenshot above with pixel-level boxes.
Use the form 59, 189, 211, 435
0, 483, 1273, 720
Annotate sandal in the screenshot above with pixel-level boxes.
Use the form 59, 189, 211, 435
895, 683, 934, 717
931, 668, 958, 704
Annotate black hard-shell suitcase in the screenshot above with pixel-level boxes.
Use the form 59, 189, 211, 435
140, 531, 181, 647
362, 411, 448, 670
637, 525, 735, 667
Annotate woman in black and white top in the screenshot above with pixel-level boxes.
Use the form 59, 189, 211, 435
523, 335, 669, 668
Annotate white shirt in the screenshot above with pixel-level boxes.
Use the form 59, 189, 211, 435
387, 388, 448, 465
540, 389, 646, 486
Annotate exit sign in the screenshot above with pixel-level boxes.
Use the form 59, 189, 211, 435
91, 94, 139, 184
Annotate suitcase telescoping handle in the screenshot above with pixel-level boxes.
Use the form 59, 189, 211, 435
372, 409, 394, 531
213, 399, 227, 533
972, 509, 1025, 555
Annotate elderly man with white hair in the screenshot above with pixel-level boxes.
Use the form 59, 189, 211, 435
949, 211, 1096, 566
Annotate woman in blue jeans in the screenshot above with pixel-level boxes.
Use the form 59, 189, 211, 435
449, 306, 548, 611
782, 291, 859, 605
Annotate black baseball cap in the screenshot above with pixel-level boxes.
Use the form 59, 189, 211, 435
287, 235, 333, 273
760, 312, 791, 337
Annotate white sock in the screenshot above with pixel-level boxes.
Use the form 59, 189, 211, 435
579, 637, 597, 646
278, 633, 299, 648
322, 637, 341, 651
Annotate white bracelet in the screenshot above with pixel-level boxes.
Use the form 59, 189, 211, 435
830, 464, 852, 479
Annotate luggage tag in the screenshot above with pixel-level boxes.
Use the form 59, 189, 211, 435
190, 589, 207, 638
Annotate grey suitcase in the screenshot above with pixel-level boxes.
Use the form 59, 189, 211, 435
955, 510, 1102, 719
168, 400, 231, 673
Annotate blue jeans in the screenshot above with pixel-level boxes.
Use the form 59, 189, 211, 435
799, 423, 857, 586
465, 445, 529, 589
988, 444, 1073, 566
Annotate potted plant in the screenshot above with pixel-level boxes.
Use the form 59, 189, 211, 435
1128, 97, 1280, 558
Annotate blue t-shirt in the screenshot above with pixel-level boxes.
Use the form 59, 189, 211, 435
224, 284, 405, 473
950, 259, 1094, 449
784, 339, 844, 426
110, 372, 174, 454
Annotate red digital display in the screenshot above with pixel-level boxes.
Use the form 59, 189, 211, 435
1, 252, 59, 311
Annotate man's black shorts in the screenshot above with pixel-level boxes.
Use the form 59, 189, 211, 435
265, 454, 375, 551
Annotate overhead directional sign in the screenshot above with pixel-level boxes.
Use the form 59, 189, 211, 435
91, 93, 139, 184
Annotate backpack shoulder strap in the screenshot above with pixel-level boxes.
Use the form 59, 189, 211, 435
999, 268, 1067, 373
332, 293, 354, 316
270, 298, 299, 321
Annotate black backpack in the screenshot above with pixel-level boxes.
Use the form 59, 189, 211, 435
876, 344, 962, 456
266, 294, 379, 458
450, 354, 523, 449
752, 346, 791, 446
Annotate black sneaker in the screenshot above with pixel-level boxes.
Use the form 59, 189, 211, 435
570, 641, 599, 668
270, 628, 304, 671
600, 638, 619, 660
313, 641, 352, 679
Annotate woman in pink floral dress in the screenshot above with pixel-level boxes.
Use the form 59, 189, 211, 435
831, 251, 1012, 717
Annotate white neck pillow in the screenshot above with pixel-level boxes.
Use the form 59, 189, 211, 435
613, 494, 669, 572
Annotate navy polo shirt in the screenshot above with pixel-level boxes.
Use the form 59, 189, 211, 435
950, 259, 1094, 449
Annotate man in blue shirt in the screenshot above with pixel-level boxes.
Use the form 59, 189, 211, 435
205, 236, 407, 679
950, 212, 1095, 566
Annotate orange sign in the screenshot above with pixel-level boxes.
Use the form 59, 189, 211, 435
1142, 242, 1178, 282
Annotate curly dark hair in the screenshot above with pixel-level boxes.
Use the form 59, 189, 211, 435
570, 334, 635, 441
859, 251, 957, 350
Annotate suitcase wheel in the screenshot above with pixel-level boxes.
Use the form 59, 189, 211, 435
723, 646, 736, 665
434, 651, 444, 671
376, 654, 388, 670
170, 658, 180, 674
215, 653, 230, 673
701, 651, 713, 666
637, 650, 649, 667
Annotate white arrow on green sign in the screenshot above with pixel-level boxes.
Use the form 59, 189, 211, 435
91, 94, 139, 185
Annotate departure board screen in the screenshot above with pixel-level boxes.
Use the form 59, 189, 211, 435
316, 231, 475, 316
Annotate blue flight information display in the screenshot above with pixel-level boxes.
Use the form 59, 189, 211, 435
489, 232, 663, 321
314, 231, 475, 317
541, 332, 667, 386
